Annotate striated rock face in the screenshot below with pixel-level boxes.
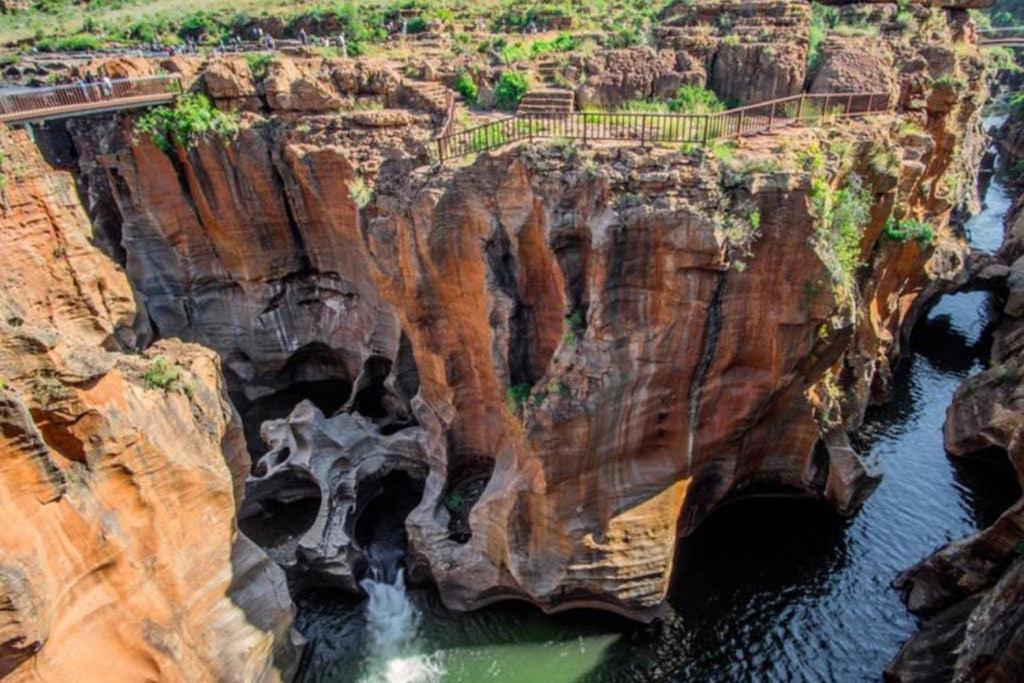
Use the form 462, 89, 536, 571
50, 9, 985, 618
0, 127, 298, 680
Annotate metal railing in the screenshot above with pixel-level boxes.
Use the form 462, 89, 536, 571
437, 91, 891, 162
0, 74, 183, 123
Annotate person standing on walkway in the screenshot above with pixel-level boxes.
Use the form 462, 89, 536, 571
100, 74, 113, 98
299, 28, 308, 45
338, 33, 347, 58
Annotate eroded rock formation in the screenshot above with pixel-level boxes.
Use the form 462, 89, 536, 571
0, 126, 298, 680
0, 5, 996, 674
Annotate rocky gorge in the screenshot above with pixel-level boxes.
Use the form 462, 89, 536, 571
0, 0, 1021, 681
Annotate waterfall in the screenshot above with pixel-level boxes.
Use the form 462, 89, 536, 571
358, 544, 443, 683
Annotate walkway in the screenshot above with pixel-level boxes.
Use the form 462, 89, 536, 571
436, 91, 890, 162
979, 27, 1024, 48
0, 75, 182, 125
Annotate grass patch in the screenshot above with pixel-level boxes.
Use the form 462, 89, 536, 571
35, 33, 103, 51
143, 356, 180, 391
245, 53, 273, 81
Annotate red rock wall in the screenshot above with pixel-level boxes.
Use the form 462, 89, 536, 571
0, 126, 298, 681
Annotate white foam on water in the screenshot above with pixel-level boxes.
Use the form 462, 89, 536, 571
359, 568, 444, 683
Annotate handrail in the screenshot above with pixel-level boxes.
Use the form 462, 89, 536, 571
978, 38, 1024, 46
0, 74, 183, 122
979, 27, 1024, 35
436, 91, 891, 162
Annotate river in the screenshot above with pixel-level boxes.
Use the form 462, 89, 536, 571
293, 120, 1021, 683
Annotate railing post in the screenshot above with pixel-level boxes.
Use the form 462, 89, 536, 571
736, 109, 745, 138
583, 113, 588, 147
867, 93, 874, 113
769, 101, 776, 130
796, 94, 804, 121
528, 114, 533, 144
846, 93, 853, 117
703, 114, 710, 143
641, 114, 647, 146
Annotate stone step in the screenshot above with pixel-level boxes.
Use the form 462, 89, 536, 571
521, 92, 574, 102
518, 88, 575, 116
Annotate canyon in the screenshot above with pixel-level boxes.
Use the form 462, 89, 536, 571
0, 0, 1021, 681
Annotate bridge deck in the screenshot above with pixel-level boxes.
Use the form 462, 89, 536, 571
0, 75, 181, 125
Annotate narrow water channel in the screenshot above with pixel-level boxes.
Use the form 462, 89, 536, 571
294, 122, 1021, 683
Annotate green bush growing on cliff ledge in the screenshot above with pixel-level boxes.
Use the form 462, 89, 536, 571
809, 171, 872, 303
507, 383, 532, 413
133, 93, 240, 153
884, 216, 935, 247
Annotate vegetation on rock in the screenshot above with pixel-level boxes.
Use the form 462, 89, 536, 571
134, 93, 240, 153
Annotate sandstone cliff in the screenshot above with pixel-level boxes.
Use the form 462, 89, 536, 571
0, 126, 298, 681
41, 1, 987, 621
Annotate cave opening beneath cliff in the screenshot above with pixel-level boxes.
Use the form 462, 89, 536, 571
238, 469, 323, 562
353, 470, 426, 580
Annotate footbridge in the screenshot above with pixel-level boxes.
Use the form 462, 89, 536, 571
979, 28, 1024, 48
0, 75, 182, 126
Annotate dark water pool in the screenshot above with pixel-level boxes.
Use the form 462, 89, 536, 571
294, 132, 1020, 683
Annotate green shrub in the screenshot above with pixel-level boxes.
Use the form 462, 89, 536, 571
603, 26, 643, 49
444, 490, 464, 512
143, 357, 180, 391
507, 383, 531, 413
884, 216, 935, 246
1010, 92, 1024, 118
454, 71, 478, 105
347, 177, 374, 208
133, 93, 240, 153
563, 308, 585, 343
749, 209, 762, 232
669, 85, 725, 114
808, 2, 839, 71
407, 16, 428, 34
809, 171, 872, 300
178, 10, 219, 41
494, 70, 528, 111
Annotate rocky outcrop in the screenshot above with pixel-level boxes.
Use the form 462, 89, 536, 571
656, 0, 811, 104
573, 48, 704, 110
241, 401, 434, 590
0, 126, 298, 680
